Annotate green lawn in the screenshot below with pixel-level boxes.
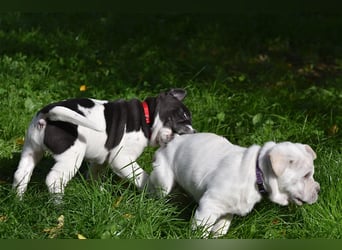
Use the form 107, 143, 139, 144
0, 12, 341, 239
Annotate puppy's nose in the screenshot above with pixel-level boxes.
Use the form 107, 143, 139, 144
188, 126, 196, 134
177, 125, 196, 135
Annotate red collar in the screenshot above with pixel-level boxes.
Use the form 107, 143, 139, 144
142, 101, 151, 125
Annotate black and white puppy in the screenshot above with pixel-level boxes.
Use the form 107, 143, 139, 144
13, 88, 195, 200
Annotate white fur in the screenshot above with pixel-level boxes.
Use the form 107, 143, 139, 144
149, 133, 320, 238
149, 114, 174, 147
46, 106, 105, 132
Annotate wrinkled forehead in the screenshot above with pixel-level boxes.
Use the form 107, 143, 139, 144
277, 143, 314, 159
297, 157, 315, 173
288, 154, 315, 176
276, 143, 315, 169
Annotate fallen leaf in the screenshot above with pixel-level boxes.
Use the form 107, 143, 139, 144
123, 213, 134, 219
0, 215, 8, 222
16, 137, 25, 145
113, 196, 123, 208
77, 234, 87, 239
329, 124, 339, 135
57, 215, 64, 228
43, 215, 64, 239
272, 219, 280, 225
80, 85, 87, 92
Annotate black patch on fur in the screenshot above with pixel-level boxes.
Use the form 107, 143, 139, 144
103, 99, 151, 150
39, 98, 95, 116
44, 120, 78, 155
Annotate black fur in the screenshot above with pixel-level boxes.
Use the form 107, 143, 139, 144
44, 120, 78, 154
41, 98, 95, 154
157, 93, 193, 134
40, 98, 95, 116
103, 99, 150, 150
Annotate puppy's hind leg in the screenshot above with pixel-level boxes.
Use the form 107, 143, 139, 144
13, 119, 45, 199
45, 141, 86, 204
13, 144, 43, 199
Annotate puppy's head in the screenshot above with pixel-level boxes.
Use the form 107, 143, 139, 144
150, 88, 195, 146
267, 142, 320, 206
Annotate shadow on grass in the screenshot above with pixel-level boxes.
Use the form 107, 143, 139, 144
0, 153, 21, 184
0, 154, 54, 188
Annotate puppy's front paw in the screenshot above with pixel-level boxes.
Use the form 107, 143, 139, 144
158, 128, 173, 146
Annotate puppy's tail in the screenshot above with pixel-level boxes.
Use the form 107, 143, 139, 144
43, 106, 105, 132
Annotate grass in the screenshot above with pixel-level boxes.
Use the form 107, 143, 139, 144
0, 12, 342, 239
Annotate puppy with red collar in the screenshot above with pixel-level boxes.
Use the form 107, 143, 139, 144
13, 89, 195, 202
149, 133, 320, 238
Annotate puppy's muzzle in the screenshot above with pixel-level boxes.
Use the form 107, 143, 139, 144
295, 181, 320, 205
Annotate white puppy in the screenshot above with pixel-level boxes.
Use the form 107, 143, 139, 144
149, 133, 320, 238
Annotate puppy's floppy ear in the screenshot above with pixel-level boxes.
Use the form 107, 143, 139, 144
304, 144, 317, 160
167, 88, 187, 101
268, 147, 287, 177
